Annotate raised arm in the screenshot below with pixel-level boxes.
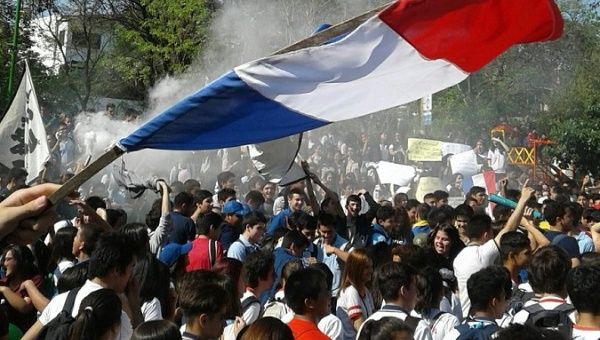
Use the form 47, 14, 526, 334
495, 180, 535, 244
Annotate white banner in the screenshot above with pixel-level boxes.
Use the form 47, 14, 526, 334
0, 62, 49, 183
441, 142, 471, 157
449, 150, 479, 176
367, 161, 416, 187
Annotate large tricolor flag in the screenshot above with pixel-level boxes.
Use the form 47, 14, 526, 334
118, 0, 562, 152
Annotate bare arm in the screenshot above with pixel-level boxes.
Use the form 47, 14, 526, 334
520, 215, 549, 251
22, 320, 44, 340
495, 181, 535, 244
325, 243, 349, 262
20, 280, 49, 312
0, 286, 34, 314
353, 316, 366, 332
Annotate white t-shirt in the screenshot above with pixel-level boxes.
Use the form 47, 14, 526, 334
336, 285, 375, 340
141, 297, 163, 321
453, 240, 500, 318
53, 259, 76, 286
572, 325, 600, 340
416, 309, 460, 340
356, 305, 433, 340
439, 292, 463, 322
240, 291, 262, 325
509, 296, 575, 325
39, 280, 133, 340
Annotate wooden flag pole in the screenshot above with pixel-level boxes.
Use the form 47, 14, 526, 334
48, 1, 393, 206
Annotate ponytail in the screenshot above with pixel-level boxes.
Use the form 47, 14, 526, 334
69, 289, 122, 340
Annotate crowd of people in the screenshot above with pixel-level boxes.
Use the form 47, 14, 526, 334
0, 141, 599, 340
1, 109, 600, 340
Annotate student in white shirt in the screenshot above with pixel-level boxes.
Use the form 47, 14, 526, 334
454, 184, 534, 318
566, 263, 600, 339
356, 262, 433, 340
414, 268, 460, 340
336, 249, 375, 340
240, 251, 274, 325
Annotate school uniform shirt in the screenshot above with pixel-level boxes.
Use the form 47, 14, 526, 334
315, 235, 348, 298
240, 291, 262, 325
141, 297, 162, 321
572, 324, 600, 340
369, 223, 392, 245
39, 280, 133, 340
416, 309, 460, 340
509, 295, 576, 325
453, 239, 500, 318
336, 285, 375, 340
227, 235, 258, 262
442, 316, 498, 340
355, 304, 433, 340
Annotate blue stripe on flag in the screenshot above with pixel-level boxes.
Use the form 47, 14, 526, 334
119, 71, 328, 151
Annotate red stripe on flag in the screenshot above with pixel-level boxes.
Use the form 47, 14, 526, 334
378, 0, 563, 73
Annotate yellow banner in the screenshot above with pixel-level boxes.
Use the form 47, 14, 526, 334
407, 138, 442, 161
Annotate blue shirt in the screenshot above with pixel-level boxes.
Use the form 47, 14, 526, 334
574, 231, 595, 254
369, 223, 391, 245
268, 247, 302, 299
226, 235, 257, 262
315, 234, 348, 297
219, 222, 239, 253
266, 208, 293, 236
412, 224, 431, 237
544, 230, 581, 259
167, 211, 195, 245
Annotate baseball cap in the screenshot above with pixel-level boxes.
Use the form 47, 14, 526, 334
159, 242, 192, 267
222, 200, 250, 216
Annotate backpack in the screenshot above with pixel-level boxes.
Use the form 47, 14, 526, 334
455, 321, 499, 340
208, 239, 217, 268
505, 288, 537, 316
36, 287, 81, 340
241, 294, 263, 318
523, 303, 574, 339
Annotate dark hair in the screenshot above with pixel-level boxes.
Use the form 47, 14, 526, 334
427, 223, 465, 261
423, 193, 436, 202
317, 212, 336, 228
357, 317, 413, 340
374, 262, 416, 302
580, 252, 600, 266
288, 211, 316, 231
244, 251, 274, 288
567, 264, 600, 314
393, 193, 409, 207
192, 190, 213, 205
132, 320, 182, 340
178, 271, 229, 318
346, 194, 361, 207
213, 258, 244, 317
133, 253, 171, 316
427, 207, 453, 229
528, 245, 570, 295
48, 226, 77, 274
120, 223, 150, 258
145, 199, 162, 231
468, 186, 486, 197
245, 190, 265, 205
405, 199, 420, 210
500, 231, 530, 262
565, 202, 583, 227
105, 209, 127, 229
217, 171, 235, 187
88, 232, 135, 279
183, 179, 201, 193
376, 205, 396, 222
57, 264, 88, 293
2, 244, 38, 279
468, 266, 512, 312
239, 317, 293, 340
78, 223, 104, 256
543, 201, 565, 226
173, 192, 193, 209
310, 262, 334, 291
414, 267, 443, 313
196, 212, 223, 236
464, 214, 492, 239
285, 267, 327, 314
281, 230, 309, 250
69, 289, 122, 340
433, 190, 449, 201
85, 196, 106, 210
282, 260, 304, 284
287, 187, 305, 199
217, 188, 237, 203
242, 211, 267, 229
416, 203, 431, 220
7, 167, 27, 183
454, 204, 474, 219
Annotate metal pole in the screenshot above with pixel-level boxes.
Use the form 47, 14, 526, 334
7, 0, 22, 102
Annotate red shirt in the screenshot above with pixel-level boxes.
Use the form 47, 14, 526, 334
185, 237, 223, 272
287, 317, 330, 340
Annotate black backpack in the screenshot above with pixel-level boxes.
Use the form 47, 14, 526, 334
505, 288, 537, 316
241, 294, 263, 318
36, 287, 81, 340
523, 303, 574, 339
